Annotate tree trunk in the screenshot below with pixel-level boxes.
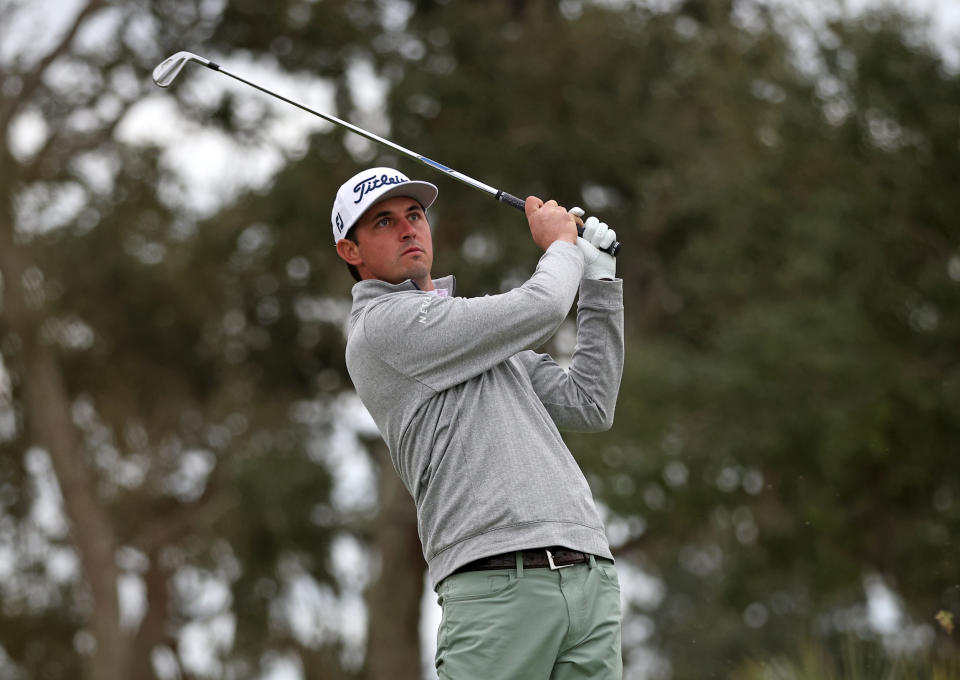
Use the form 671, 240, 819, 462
29, 348, 127, 680
128, 552, 171, 680
364, 441, 425, 680
0, 220, 126, 680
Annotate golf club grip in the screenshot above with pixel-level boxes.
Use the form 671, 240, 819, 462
496, 190, 527, 212
496, 191, 622, 256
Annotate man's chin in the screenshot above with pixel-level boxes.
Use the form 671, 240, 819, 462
408, 265, 433, 286
403, 260, 431, 278
380, 265, 430, 286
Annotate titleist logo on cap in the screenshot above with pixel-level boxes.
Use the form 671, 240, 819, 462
353, 173, 409, 204
331, 166, 437, 244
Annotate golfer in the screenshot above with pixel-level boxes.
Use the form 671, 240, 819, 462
333, 167, 624, 679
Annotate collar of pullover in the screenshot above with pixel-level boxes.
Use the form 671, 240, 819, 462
351, 275, 457, 310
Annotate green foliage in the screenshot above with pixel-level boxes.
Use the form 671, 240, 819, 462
732, 636, 960, 680
2, 0, 958, 678
376, 0, 960, 676
0, 1, 384, 678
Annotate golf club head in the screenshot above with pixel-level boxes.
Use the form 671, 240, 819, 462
152, 51, 210, 87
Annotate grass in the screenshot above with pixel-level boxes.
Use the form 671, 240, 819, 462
731, 637, 960, 680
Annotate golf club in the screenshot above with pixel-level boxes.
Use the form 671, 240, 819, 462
152, 51, 621, 256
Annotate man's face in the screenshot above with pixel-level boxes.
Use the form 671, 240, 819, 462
337, 196, 435, 290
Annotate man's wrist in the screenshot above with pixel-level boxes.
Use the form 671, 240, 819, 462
579, 277, 624, 304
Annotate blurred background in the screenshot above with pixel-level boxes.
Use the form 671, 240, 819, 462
1, 0, 958, 678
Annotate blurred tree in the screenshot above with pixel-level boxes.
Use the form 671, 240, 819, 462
0, 0, 402, 678
377, 0, 960, 677
2, 0, 958, 679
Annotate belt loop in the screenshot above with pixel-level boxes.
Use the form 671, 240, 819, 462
588, 554, 597, 569
515, 551, 524, 578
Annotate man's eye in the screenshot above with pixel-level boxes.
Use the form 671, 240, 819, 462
376, 218, 391, 227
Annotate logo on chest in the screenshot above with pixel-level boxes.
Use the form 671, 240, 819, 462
417, 297, 434, 324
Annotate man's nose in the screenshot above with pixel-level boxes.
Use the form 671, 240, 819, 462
398, 218, 416, 238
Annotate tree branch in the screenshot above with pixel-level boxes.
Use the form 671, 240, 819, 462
131, 484, 239, 556
22, 110, 126, 184
0, 0, 107, 133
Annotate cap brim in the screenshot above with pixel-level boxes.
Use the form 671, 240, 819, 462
369, 180, 438, 213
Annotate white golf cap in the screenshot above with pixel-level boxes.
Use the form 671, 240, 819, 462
331, 167, 438, 243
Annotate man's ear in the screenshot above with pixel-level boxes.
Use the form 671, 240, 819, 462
336, 238, 362, 266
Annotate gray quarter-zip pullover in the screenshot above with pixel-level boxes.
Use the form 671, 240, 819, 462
344, 241, 624, 588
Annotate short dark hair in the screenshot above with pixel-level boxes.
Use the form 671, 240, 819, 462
344, 230, 361, 282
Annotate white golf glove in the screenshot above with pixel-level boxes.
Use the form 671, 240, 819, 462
569, 207, 616, 280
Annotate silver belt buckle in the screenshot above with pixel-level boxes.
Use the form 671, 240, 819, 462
546, 549, 573, 570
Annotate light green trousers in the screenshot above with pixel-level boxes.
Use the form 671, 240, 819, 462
435, 554, 622, 680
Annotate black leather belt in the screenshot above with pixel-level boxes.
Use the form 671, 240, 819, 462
452, 547, 606, 575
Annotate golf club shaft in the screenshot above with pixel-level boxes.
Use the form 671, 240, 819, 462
157, 54, 621, 255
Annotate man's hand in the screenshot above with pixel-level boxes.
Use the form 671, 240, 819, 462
525, 196, 578, 251
575, 215, 617, 280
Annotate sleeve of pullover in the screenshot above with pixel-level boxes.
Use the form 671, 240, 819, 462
359, 241, 584, 392
515, 278, 624, 432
